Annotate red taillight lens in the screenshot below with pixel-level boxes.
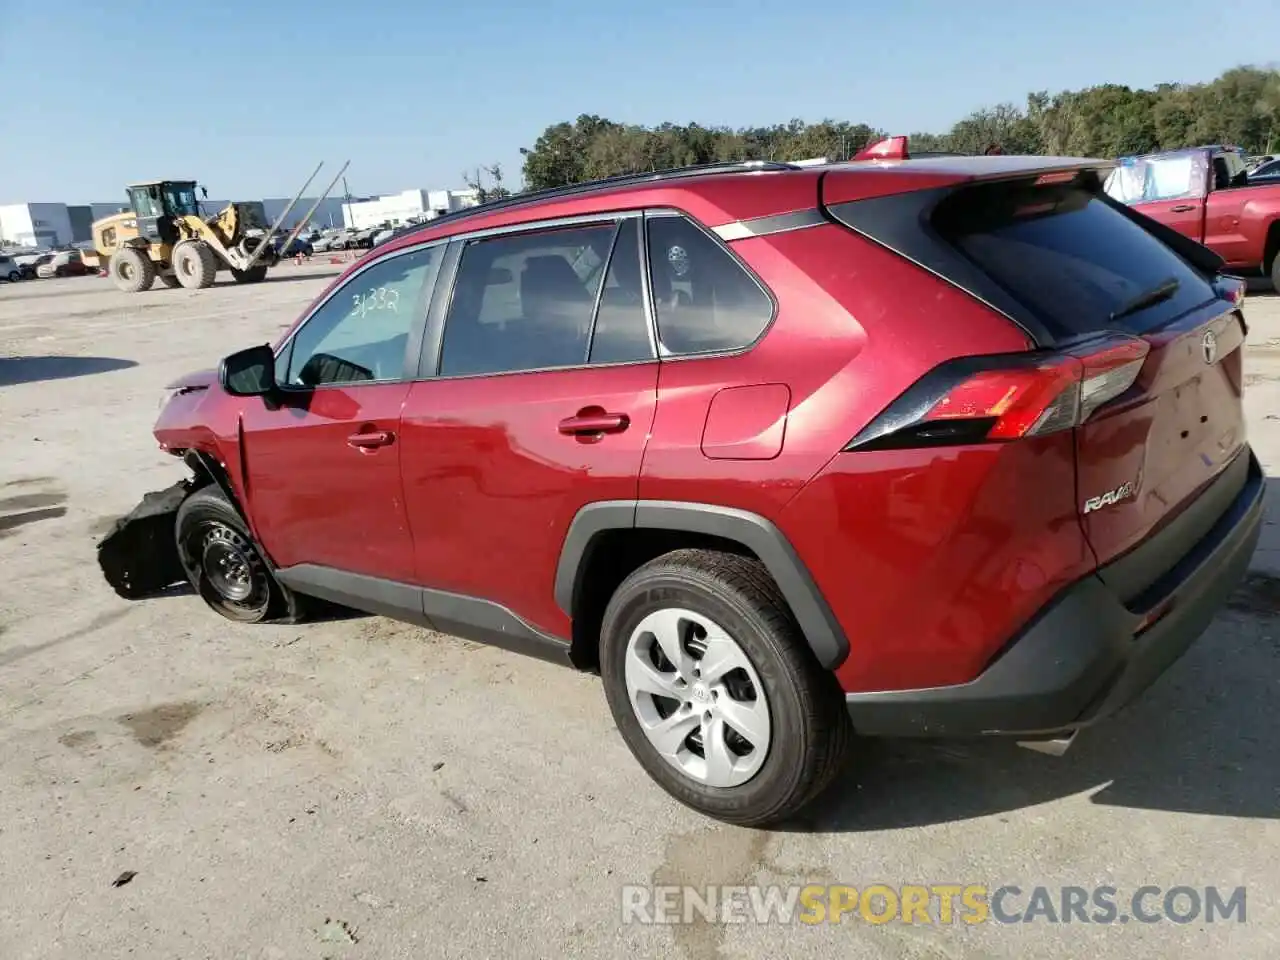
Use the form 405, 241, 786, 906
848, 336, 1149, 451
921, 360, 1080, 439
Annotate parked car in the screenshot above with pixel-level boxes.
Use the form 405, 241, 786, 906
19, 254, 52, 280
36, 250, 89, 279
1104, 145, 1280, 287
273, 235, 314, 258
113, 143, 1262, 826
0, 254, 21, 282
312, 233, 345, 253
1248, 157, 1280, 184
371, 227, 397, 247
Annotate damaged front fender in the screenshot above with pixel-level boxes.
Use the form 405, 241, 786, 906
97, 479, 193, 599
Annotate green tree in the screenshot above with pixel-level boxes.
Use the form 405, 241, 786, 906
518, 65, 1280, 188
947, 103, 1041, 155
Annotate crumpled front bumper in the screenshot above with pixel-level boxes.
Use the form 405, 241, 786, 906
97, 479, 192, 599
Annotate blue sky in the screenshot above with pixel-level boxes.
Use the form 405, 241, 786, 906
0, 0, 1273, 203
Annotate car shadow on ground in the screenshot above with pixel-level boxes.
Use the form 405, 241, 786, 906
790, 477, 1280, 832
0, 355, 137, 387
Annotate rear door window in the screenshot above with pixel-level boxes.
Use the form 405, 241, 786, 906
438, 222, 620, 377
933, 180, 1219, 339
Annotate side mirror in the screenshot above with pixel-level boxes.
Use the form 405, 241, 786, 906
220, 344, 277, 397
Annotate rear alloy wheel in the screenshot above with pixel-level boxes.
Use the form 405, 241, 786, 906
600, 549, 852, 826
173, 241, 217, 289
175, 486, 306, 623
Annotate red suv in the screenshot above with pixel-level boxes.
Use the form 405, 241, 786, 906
118, 146, 1264, 825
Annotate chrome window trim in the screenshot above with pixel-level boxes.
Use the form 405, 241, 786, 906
276, 202, 783, 388
451, 209, 644, 245
712, 207, 826, 241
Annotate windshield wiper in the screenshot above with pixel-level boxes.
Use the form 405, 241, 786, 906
1109, 277, 1180, 322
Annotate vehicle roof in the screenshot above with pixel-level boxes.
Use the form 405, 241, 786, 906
126, 179, 196, 188
376, 154, 1113, 257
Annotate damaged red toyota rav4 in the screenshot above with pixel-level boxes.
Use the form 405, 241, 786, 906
101, 137, 1264, 826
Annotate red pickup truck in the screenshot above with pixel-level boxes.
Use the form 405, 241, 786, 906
1105, 145, 1280, 287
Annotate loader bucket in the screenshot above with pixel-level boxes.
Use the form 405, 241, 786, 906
97, 480, 192, 599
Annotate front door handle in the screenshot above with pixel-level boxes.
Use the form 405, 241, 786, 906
1170, 204, 1196, 212
347, 430, 395, 449
558, 411, 630, 436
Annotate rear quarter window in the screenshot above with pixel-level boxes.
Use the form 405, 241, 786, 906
932, 180, 1218, 339
645, 215, 774, 354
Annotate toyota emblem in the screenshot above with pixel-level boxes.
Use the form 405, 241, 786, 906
1201, 330, 1218, 364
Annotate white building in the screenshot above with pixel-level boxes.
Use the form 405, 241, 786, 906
0, 203, 74, 248
263, 196, 347, 231
342, 188, 481, 230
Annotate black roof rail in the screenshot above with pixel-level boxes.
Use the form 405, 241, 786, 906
387, 159, 803, 243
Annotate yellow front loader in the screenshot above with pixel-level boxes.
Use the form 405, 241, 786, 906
90, 163, 348, 293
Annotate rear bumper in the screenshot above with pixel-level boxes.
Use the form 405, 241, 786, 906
844, 449, 1265, 737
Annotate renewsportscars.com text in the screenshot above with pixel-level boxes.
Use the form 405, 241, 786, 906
621, 884, 1247, 926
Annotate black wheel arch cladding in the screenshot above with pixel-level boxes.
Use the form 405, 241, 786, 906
556, 500, 849, 669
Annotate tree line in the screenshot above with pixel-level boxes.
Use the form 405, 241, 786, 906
505, 66, 1280, 192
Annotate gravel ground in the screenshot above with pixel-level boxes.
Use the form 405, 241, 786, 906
1, 266, 1277, 959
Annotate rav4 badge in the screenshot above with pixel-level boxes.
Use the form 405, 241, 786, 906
1083, 481, 1136, 514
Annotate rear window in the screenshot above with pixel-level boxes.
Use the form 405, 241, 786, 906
933, 180, 1217, 339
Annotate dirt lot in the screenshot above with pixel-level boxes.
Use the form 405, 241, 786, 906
1, 267, 1277, 959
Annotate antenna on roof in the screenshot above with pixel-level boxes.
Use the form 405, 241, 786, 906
853, 136, 909, 161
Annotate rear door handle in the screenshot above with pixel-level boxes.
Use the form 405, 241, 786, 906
558, 412, 630, 436
1170, 204, 1196, 212
347, 430, 395, 449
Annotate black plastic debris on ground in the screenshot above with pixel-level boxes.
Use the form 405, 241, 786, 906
97, 480, 191, 599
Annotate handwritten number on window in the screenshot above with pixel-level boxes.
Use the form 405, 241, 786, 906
350, 286, 400, 319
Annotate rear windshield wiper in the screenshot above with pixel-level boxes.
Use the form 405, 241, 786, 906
1109, 277, 1180, 322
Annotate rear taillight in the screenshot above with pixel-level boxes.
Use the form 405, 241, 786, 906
848, 335, 1149, 451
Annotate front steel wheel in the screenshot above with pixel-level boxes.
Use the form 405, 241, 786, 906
175, 486, 306, 623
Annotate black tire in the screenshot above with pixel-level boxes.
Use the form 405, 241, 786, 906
158, 273, 182, 289
174, 486, 307, 624
599, 549, 852, 827
231, 264, 268, 284
109, 247, 155, 292
173, 241, 217, 289
5, 270, 18, 283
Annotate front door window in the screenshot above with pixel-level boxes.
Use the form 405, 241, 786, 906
281, 245, 440, 387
